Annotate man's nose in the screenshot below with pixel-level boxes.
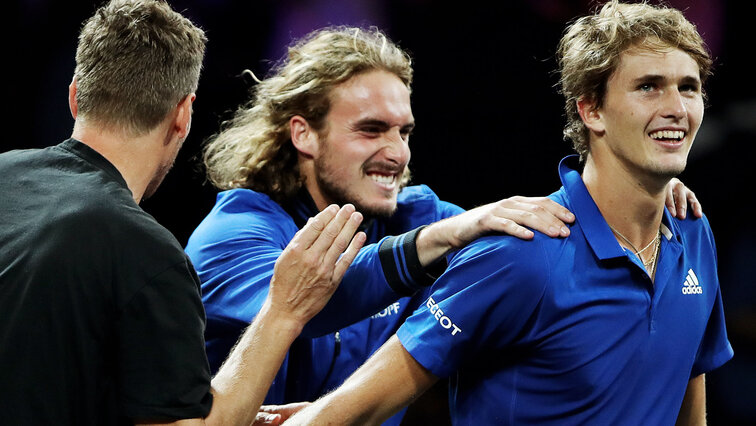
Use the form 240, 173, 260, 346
660, 88, 687, 120
381, 128, 410, 165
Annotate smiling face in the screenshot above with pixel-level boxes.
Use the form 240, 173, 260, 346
587, 44, 704, 181
307, 69, 414, 218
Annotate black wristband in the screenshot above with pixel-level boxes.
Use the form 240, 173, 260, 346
378, 225, 446, 296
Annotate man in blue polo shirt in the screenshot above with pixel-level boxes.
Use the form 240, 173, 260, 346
287, 2, 732, 425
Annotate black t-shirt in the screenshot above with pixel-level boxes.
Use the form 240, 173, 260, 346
0, 139, 213, 424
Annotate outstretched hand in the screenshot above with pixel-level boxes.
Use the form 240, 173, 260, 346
666, 178, 703, 219
268, 204, 366, 326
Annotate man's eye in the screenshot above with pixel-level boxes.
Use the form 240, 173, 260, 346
638, 83, 655, 92
361, 127, 382, 134
679, 84, 699, 93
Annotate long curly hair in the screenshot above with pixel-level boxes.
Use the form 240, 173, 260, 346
203, 26, 413, 203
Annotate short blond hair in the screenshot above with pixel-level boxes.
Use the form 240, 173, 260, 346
75, 0, 206, 136
557, 0, 711, 159
203, 26, 413, 203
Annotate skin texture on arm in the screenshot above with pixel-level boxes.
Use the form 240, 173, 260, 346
137, 204, 366, 426
676, 374, 707, 426
286, 335, 438, 426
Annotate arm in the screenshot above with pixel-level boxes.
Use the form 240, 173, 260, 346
138, 204, 366, 426
675, 374, 706, 426
302, 195, 574, 336
286, 335, 438, 425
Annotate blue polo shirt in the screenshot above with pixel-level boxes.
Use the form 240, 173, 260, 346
397, 156, 733, 425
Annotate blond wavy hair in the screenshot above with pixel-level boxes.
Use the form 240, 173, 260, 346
203, 26, 413, 202
557, 0, 711, 159
75, 0, 206, 136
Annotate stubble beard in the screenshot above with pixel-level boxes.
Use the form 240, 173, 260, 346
313, 159, 400, 219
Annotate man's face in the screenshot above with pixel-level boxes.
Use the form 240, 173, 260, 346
593, 45, 704, 180
311, 69, 414, 218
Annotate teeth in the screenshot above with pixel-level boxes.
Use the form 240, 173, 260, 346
369, 173, 394, 184
649, 130, 685, 140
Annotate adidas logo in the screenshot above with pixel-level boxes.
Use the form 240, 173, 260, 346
682, 269, 703, 295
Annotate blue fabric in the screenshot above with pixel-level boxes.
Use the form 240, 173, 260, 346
185, 184, 462, 424
397, 156, 733, 425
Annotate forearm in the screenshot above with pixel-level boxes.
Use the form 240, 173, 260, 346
287, 335, 438, 425
205, 302, 304, 426
676, 374, 706, 426
415, 218, 459, 267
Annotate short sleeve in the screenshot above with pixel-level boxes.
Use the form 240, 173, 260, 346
396, 235, 548, 378
118, 259, 213, 421
691, 285, 734, 377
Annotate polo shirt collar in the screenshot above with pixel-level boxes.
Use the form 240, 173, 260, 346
559, 155, 678, 261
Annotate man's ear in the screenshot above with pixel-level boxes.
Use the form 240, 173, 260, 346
577, 96, 605, 135
68, 77, 78, 119
290, 115, 318, 158
174, 93, 195, 140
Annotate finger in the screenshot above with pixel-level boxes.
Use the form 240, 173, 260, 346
322, 211, 364, 267
291, 204, 339, 249
685, 190, 702, 218
690, 198, 703, 218
333, 231, 367, 282
506, 196, 575, 223
665, 183, 678, 218
533, 197, 575, 223
253, 412, 282, 426
674, 184, 688, 219
501, 203, 570, 238
488, 216, 536, 240
309, 204, 356, 255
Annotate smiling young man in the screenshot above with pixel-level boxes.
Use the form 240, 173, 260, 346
285, 2, 733, 425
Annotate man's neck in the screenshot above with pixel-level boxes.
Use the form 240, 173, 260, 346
582, 154, 668, 250
71, 119, 164, 204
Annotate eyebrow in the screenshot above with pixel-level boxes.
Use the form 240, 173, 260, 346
632, 74, 701, 86
354, 119, 416, 132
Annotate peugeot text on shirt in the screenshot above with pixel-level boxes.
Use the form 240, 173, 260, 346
426, 297, 462, 336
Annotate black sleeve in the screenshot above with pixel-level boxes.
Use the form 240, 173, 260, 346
118, 259, 213, 421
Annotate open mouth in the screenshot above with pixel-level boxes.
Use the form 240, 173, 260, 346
366, 172, 399, 191
649, 129, 685, 142
367, 172, 397, 189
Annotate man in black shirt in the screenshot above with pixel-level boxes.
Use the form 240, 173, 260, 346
0, 1, 365, 424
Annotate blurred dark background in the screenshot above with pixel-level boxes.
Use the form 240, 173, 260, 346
8, 0, 755, 423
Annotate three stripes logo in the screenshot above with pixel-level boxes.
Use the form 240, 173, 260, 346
682, 269, 703, 295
